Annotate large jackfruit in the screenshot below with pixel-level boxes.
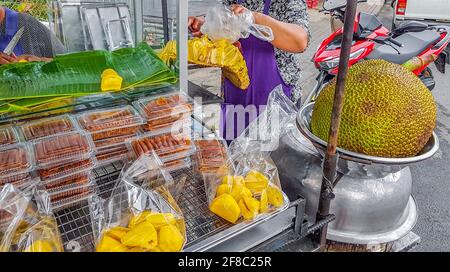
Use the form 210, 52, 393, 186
158, 36, 250, 90
311, 59, 437, 158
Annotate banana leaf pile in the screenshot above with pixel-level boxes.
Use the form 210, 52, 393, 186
0, 42, 177, 113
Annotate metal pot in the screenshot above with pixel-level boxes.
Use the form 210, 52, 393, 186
272, 129, 418, 244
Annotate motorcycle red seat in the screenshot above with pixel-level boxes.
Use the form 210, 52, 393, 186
366, 30, 441, 64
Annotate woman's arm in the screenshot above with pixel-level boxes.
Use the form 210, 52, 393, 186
232, 4, 309, 53
254, 12, 308, 53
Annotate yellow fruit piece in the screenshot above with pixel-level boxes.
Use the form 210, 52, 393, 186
105, 227, 129, 241
230, 179, 246, 202
121, 221, 158, 249
222, 175, 234, 185
209, 194, 241, 224
18, 59, 28, 63
239, 197, 260, 220
216, 183, 232, 196
23, 240, 53, 252
260, 190, 269, 213
159, 225, 185, 252
129, 212, 176, 229
102, 68, 119, 78
96, 234, 128, 252
101, 76, 123, 92
245, 171, 269, 193
127, 247, 146, 252
267, 186, 284, 208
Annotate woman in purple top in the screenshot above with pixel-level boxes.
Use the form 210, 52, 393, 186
189, 0, 310, 140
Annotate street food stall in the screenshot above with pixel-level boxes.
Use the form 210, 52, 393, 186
0, 0, 441, 252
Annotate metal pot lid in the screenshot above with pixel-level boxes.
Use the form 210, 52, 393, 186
296, 103, 440, 165
327, 196, 418, 245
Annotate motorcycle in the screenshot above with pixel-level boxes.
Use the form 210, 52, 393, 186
307, 0, 450, 102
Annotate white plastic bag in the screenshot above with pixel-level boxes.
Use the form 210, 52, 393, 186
201, 4, 274, 43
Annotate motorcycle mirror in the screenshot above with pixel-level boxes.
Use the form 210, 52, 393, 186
323, 0, 367, 11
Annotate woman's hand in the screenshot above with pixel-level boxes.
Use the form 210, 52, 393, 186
188, 16, 205, 37
0, 52, 17, 65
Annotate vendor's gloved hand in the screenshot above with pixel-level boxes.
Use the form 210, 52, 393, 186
230, 4, 255, 24
188, 16, 205, 37
0, 52, 17, 65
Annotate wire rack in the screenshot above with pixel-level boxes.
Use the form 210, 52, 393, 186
53, 160, 232, 251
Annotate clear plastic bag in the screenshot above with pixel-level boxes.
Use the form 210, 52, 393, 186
90, 153, 186, 252
0, 183, 64, 252
205, 86, 293, 224
201, 4, 274, 43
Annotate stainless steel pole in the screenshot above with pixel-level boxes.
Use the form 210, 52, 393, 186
177, 0, 189, 94
317, 0, 358, 249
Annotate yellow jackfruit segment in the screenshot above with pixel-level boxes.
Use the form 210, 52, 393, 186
209, 194, 241, 224
244, 171, 269, 193
97, 234, 128, 252
121, 221, 158, 249
105, 226, 130, 241
129, 212, 176, 229
267, 185, 284, 208
239, 197, 260, 220
260, 190, 269, 213
216, 184, 232, 196
23, 240, 54, 252
159, 225, 185, 252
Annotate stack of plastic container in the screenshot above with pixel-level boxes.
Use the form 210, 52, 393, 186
75, 106, 145, 165
29, 127, 96, 209
130, 92, 196, 171
193, 139, 229, 174
0, 140, 35, 189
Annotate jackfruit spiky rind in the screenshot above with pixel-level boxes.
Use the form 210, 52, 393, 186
311, 60, 437, 158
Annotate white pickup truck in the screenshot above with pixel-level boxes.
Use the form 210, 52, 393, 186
393, 0, 450, 28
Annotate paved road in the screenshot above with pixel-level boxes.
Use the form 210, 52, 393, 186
376, 3, 450, 252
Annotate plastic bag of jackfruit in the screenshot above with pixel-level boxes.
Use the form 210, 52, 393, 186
205, 86, 291, 224
0, 183, 64, 252
90, 152, 186, 252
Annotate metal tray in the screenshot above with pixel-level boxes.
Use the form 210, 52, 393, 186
54, 160, 290, 252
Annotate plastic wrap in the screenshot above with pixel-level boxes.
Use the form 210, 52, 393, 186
32, 132, 94, 168
0, 126, 19, 147
0, 184, 64, 252
76, 106, 144, 141
194, 139, 229, 174
38, 158, 95, 181
0, 143, 34, 177
129, 131, 195, 162
48, 178, 96, 210
18, 115, 77, 141
204, 86, 293, 224
95, 144, 131, 165
90, 154, 186, 252
133, 92, 194, 132
201, 4, 274, 43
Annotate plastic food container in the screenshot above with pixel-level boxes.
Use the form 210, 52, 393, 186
194, 139, 228, 173
48, 178, 96, 210
18, 115, 77, 141
76, 106, 144, 141
43, 172, 91, 190
133, 91, 194, 132
93, 133, 137, 149
0, 126, 19, 147
95, 144, 130, 165
38, 158, 95, 181
0, 143, 34, 177
0, 173, 34, 188
164, 157, 192, 172
32, 132, 93, 169
129, 132, 195, 162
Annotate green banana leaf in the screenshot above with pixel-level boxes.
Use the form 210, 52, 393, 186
0, 42, 177, 101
